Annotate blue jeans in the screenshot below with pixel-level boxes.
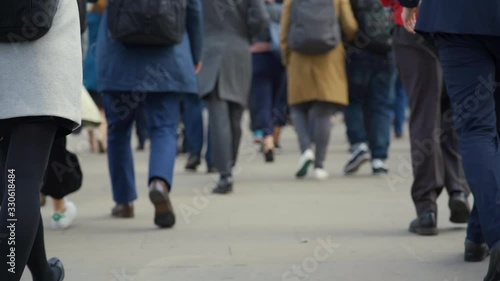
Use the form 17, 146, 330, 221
135, 103, 148, 146
434, 33, 500, 248
250, 52, 287, 136
344, 51, 396, 159
103, 92, 181, 204
393, 74, 408, 136
181, 94, 204, 156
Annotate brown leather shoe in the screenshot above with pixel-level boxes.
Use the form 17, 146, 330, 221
111, 204, 134, 218
149, 179, 176, 228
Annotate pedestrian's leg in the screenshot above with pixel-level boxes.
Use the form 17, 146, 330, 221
290, 103, 312, 153
393, 31, 446, 219
145, 93, 181, 189
135, 103, 148, 150
435, 34, 500, 248
0, 122, 58, 281
183, 94, 204, 158
206, 93, 233, 176
310, 102, 334, 170
102, 93, 138, 206
145, 93, 180, 228
228, 102, 244, 167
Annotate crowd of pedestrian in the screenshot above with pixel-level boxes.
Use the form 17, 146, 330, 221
0, 0, 499, 280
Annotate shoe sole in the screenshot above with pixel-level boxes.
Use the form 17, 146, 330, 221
449, 198, 471, 223
149, 190, 176, 228
296, 159, 313, 178
409, 227, 439, 236
344, 154, 370, 175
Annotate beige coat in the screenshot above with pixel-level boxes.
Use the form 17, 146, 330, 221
280, 0, 358, 106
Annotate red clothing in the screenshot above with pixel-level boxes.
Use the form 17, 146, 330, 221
381, 0, 404, 27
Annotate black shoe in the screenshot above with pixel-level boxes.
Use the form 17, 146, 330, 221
484, 243, 500, 281
449, 192, 471, 223
409, 212, 438, 236
185, 155, 201, 171
48, 257, 65, 281
465, 240, 489, 262
344, 143, 370, 175
136, 142, 145, 151
207, 166, 218, 174
264, 149, 274, 163
212, 176, 233, 194
149, 179, 176, 228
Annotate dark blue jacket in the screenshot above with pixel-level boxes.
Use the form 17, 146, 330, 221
400, 0, 500, 36
96, 0, 203, 94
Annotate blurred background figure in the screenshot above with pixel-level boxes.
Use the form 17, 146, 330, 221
250, 0, 287, 162
343, 0, 395, 177
83, 0, 107, 154
198, 0, 269, 194
280, 0, 358, 180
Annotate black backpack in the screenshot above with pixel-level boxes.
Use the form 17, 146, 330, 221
288, 0, 341, 55
107, 0, 187, 46
349, 0, 394, 55
0, 0, 60, 42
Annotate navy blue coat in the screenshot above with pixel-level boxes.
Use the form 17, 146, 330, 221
399, 0, 500, 36
96, 0, 203, 94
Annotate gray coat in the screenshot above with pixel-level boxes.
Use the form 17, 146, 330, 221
198, 0, 269, 106
0, 0, 82, 130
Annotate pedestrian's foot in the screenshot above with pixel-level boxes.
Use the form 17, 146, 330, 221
149, 179, 176, 228
48, 257, 65, 281
185, 155, 201, 171
484, 243, 500, 281
314, 168, 329, 180
51, 200, 77, 230
212, 176, 233, 194
449, 192, 471, 223
395, 132, 403, 139
296, 149, 314, 178
97, 139, 107, 154
371, 159, 389, 176
409, 211, 438, 236
465, 240, 489, 262
264, 149, 274, 163
344, 143, 369, 175
111, 203, 134, 218
137, 142, 145, 151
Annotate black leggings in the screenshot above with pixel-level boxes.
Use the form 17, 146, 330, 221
0, 122, 57, 281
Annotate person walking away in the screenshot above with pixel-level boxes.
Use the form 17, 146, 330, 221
402, 0, 500, 279
281, 0, 358, 180
96, 0, 203, 228
381, 0, 473, 241
250, 0, 287, 162
83, 0, 108, 153
198, 0, 269, 194
0, 0, 83, 279
343, 0, 396, 176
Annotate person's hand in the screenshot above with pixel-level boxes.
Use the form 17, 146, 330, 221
194, 62, 203, 74
402, 7, 419, 34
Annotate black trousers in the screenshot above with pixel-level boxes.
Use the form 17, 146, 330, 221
0, 122, 57, 281
392, 26, 470, 216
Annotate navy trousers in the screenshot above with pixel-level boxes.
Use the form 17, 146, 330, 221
103, 92, 181, 204
434, 34, 500, 248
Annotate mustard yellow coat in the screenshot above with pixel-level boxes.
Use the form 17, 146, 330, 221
280, 0, 358, 106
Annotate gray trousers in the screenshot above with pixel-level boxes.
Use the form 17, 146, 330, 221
392, 26, 470, 216
290, 101, 335, 169
206, 92, 244, 176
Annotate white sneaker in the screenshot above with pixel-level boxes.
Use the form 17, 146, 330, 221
371, 159, 389, 176
51, 200, 77, 230
296, 149, 315, 178
314, 168, 329, 180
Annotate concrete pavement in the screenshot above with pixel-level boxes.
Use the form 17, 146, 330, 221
23, 120, 486, 281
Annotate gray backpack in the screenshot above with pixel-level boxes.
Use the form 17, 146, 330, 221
288, 0, 341, 54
